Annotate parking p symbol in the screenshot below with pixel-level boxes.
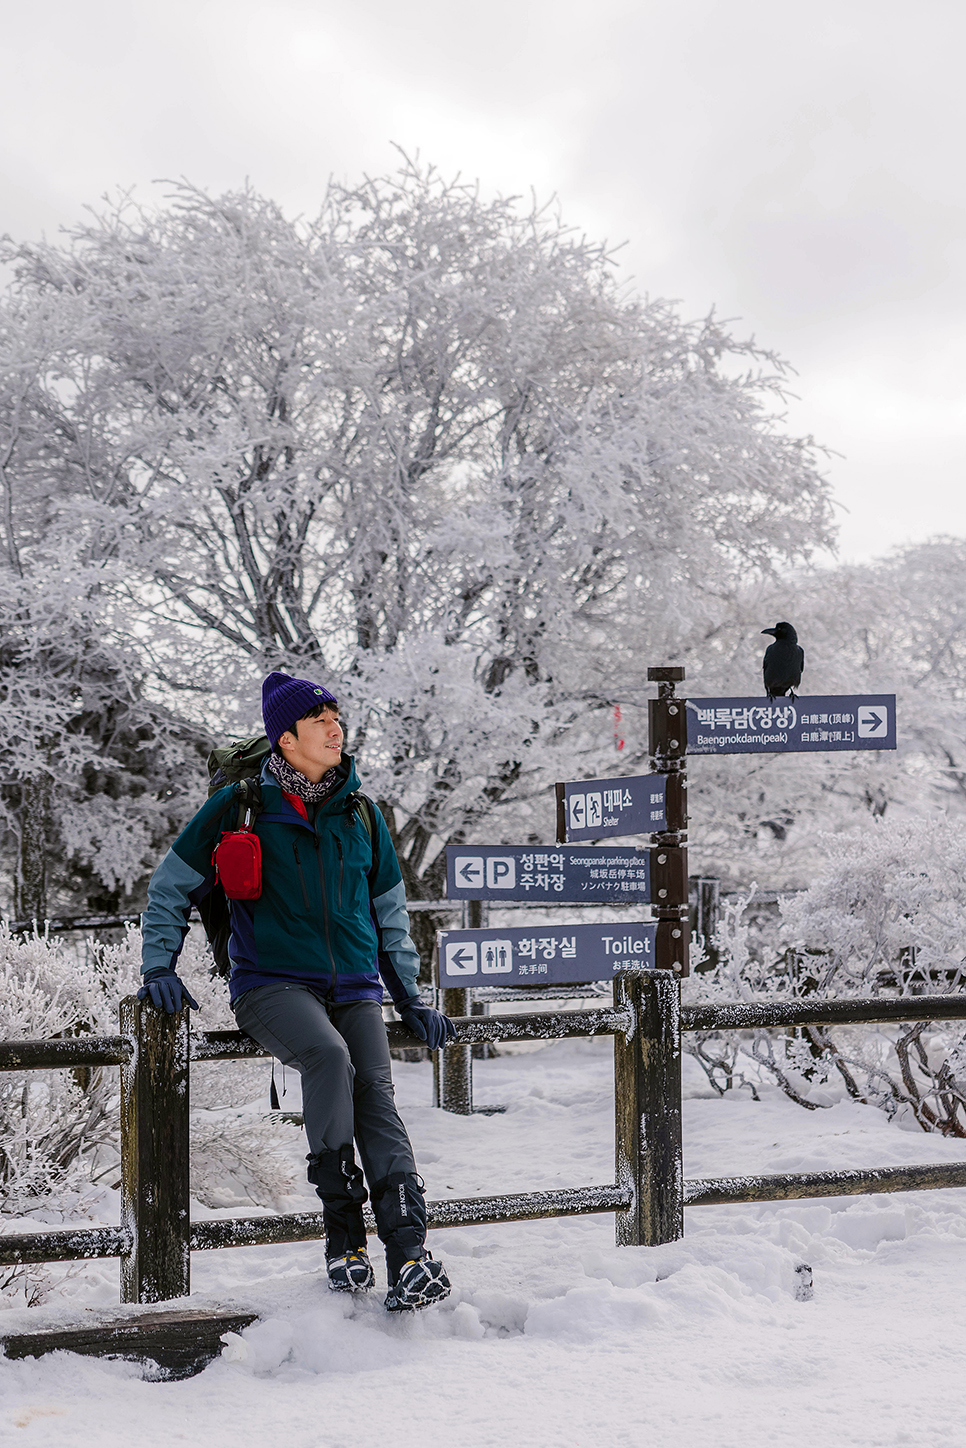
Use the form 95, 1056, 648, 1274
486, 857, 516, 890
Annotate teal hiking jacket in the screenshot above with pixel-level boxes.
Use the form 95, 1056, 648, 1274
141, 754, 421, 1005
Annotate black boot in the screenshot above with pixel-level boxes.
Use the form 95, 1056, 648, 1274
306, 1144, 374, 1291
372, 1172, 451, 1311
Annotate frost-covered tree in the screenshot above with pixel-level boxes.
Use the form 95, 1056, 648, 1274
0, 549, 207, 918
0, 158, 835, 919
0, 278, 212, 916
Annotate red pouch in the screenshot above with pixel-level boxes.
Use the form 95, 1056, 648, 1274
213, 829, 262, 900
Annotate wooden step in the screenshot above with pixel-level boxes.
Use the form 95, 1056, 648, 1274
0, 1307, 259, 1381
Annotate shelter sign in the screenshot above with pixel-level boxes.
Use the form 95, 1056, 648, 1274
685, 695, 897, 755
556, 772, 667, 842
437, 921, 658, 985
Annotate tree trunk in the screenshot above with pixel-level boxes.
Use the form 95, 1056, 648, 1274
16, 774, 51, 922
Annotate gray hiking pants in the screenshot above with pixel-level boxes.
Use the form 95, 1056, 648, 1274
232, 983, 417, 1188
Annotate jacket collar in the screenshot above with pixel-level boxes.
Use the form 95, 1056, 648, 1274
259, 752, 361, 815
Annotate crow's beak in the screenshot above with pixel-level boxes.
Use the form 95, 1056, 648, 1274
761, 628, 777, 637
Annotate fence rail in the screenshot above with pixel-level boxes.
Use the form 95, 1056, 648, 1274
0, 1036, 131, 1070
681, 995, 966, 1032
684, 1161, 966, 1206
2, 981, 966, 1303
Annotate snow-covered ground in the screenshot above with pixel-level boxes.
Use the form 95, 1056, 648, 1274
4, 1036, 966, 1448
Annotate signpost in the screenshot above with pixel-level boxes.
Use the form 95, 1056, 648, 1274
434, 664, 900, 1116
554, 771, 670, 842
685, 695, 897, 755
437, 921, 658, 986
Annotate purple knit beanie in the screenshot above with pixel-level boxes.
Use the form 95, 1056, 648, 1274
261, 672, 338, 751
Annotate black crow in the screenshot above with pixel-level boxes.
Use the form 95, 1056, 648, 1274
761, 621, 804, 699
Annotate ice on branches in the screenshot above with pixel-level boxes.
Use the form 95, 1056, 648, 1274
0, 928, 295, 1231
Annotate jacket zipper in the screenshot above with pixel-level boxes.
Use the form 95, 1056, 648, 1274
335, 836, 344, 909
292, 842, 311, 909
313, 829, 338, 995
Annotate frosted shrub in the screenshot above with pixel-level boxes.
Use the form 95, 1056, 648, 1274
0, 924, 131, 1209
780, 816, 966, 992
179, 942, 298, 1209
684, 821, 966, 1134
685, 889, 774, 1104
0, 926, 295, 1217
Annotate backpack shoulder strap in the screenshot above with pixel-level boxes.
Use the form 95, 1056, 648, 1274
349, 791, 375, 837
348, 793, 380, 882
232, 776, 265, 831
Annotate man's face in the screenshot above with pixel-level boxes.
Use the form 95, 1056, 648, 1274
278, 708, 344, 781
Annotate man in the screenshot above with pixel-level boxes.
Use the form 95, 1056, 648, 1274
139, 671, 457, 1311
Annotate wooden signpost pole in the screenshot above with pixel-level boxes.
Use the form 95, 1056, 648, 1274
438, 900, 481, 1114
647, 666, 689, 977
612, 663, 689, 1246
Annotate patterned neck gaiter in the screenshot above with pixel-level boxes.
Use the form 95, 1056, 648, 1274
267, 752, 342, 804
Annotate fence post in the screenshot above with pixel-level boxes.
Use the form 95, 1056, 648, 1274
690, 876, 720, 970
437, 899, 482, 1113
119, 996, 191, 1303
614, 970, 684, 1246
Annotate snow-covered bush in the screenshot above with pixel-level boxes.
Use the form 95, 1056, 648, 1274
0, 926, 296, 1220
685, 820, 966, 1135
780, 815, 966, 993
181, 944, 299, 1210
0, 924, 135, 1210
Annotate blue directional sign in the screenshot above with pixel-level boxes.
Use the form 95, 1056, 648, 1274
437, 921, 658, 985
685, 695, 897, 755
445, 845, 650, 902
558, 772, 667, 842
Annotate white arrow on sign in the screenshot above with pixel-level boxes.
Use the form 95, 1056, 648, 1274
858, 706, 888, 737
454, 856, 484, 885
444, 942, 478, 975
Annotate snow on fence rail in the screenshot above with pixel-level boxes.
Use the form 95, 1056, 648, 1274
3, 975, 966, 1306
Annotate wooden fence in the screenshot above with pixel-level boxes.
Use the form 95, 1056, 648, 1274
3, 974, 966, 1305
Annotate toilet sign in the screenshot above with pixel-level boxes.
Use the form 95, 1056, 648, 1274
437, 921, 658, 985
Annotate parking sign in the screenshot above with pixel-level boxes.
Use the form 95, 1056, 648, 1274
446, 845, 652, 902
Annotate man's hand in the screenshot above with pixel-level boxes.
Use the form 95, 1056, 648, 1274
137, 970, 200, 1014
398, 998, 456, 1052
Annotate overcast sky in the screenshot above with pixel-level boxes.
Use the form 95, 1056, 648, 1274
2, 0, 962, 563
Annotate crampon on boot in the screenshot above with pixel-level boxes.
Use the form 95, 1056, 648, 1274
384, 1252, 451, 1312
372, 1172, 452, 1311
326, 1248, 376, 1294
307, 1144, 372, 1291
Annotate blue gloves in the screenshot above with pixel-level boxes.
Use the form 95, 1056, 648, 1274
398, 998, 457, 1052
137, 970, 200, 1014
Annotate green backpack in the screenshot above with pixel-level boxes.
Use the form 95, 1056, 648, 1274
198, 734, 378, 978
